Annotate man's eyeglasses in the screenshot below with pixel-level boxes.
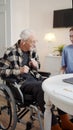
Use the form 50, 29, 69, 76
25, 39, 38, 44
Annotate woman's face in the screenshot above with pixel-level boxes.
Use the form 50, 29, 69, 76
70, 30, 73, 44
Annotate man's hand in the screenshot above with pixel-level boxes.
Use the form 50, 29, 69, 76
20, 65, 30, 74
29, 58, 38, 69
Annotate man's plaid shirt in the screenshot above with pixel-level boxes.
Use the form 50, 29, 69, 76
0, 40, 41, 81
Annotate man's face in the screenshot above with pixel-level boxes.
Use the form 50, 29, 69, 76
69, 30, 73, 43
22, 35, 37, 51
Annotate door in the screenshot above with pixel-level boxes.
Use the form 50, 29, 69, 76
0, 0, 11, 57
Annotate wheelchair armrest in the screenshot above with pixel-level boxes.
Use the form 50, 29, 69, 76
38, 71, 51, 77
2, 77, 24, 103
4, 77, 17, 84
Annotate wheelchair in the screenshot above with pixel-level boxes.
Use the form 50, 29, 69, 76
0, 71, 51, 130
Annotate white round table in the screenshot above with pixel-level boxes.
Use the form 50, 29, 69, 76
42, 74, 73, 130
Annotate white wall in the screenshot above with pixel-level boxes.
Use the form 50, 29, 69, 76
10, 0, 72, 70
11, 0, 29, 44
29, 0, 72, 70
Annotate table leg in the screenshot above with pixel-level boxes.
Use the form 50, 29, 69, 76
44, 93, 52, 130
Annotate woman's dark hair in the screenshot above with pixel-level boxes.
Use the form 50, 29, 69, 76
69, 27, 73, 31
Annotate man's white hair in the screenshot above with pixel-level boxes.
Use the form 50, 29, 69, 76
20, 29, 35, 41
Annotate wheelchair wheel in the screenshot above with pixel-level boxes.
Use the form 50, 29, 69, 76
0, 84, 17, 130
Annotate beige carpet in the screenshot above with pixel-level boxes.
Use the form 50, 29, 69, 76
0, 110, 44, 130
0, 106, 44, 130
15, 111, 44, 130
0, 88, 44, 130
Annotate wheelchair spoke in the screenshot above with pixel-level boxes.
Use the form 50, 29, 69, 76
0, 85, 17, 130
0, 93, 11, 129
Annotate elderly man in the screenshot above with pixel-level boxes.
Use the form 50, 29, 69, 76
0, 29, 45, 113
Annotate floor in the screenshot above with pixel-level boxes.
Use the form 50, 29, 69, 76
15, 110, 44, 130
0, 93, 44, 130
15, 118, 43, 130
0, 111, 44, 130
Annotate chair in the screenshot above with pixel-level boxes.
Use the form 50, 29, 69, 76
0, 70, 51, 130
